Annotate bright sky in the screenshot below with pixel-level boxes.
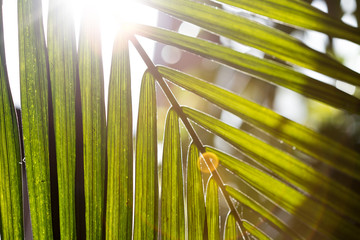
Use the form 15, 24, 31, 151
2, 0, 158, 113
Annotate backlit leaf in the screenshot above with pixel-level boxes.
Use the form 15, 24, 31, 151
134, 71, 158, 240
206, 178, 220, 240
138, 0, 360, 86
158, 66, 360, 181
183, 107, 360, 224
0, 4, 23, 239
208, 147, 360, 239
242, 221, 270, 240
160, 109, 185, 240
186, 143, 205, 240
18, 0, 53, 238
133, 26, 360, 112
105, 32, 133, 240
216, 0, 360, 44
47, 0, 77, 238
225, 185, 301, 239
78, 9, 106, 240
224, 213, 238, 240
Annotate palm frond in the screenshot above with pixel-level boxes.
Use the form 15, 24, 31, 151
138, 0, 360, 85
134, 70, 158, 239
161, 109, 185, 240
105, 32, 133, 239
78, 9, 106, 239
158, 66, 360, 179
0, 4, 23, 239
18, 0, 53, 238
133, 25, 360, 112
215, 0, 360, 43
0, 0, 359, 239
206, 178, 220, 240
187, 143, 206, 240
47, 0, 77, 237
184, 106, 360, 224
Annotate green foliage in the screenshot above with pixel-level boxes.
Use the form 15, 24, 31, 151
184, 106, 360, 223
242, 221, 270, 240
0, 3, 23, 239
187, 143, 206, 240
78, 8, 106, 240
106, 32, 133, 240
17, 0, 53, 238
134, 26, 360, 112
0, 0, 359, 239
134, 71, 158, 240
216, 0, 360, 43
224, 214, 240, 240
161, 109, 185, 240
47, 0, 77, 238
139, 0, 360, 85
206, 178, 220, 240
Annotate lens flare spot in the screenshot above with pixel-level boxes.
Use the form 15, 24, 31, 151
197, 152, 219, 173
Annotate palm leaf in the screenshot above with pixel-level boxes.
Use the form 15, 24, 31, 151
0, 4, 23, 239
133, 25, 360, 112
215, 0, 360, 44
138, 0, 360, 86
183, 106, 360, 224
18, 0, 53, 238
225, 184, 301, 239
105, 32, 133, 239
134, 71, 158, 239
2, 0, 360, 239
158, 66, 360, 181
78, 9, 106, 240
207, 147, 360, 239
47, 0, 77, 238
206, 178, 220, 240
224, 213, 238, 240
186, 143, 206, 240
242, 221, 270, 240
160, 109, 185, 240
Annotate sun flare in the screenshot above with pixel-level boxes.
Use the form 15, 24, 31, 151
198, 152, 219, 174
70, 0, 155, 30
54, 0, 159, 114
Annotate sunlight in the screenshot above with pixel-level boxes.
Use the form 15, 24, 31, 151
68, 0, 158, 42
100, 0, 151, 25
3, 0, 158, 108
53, 0, 158, 124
